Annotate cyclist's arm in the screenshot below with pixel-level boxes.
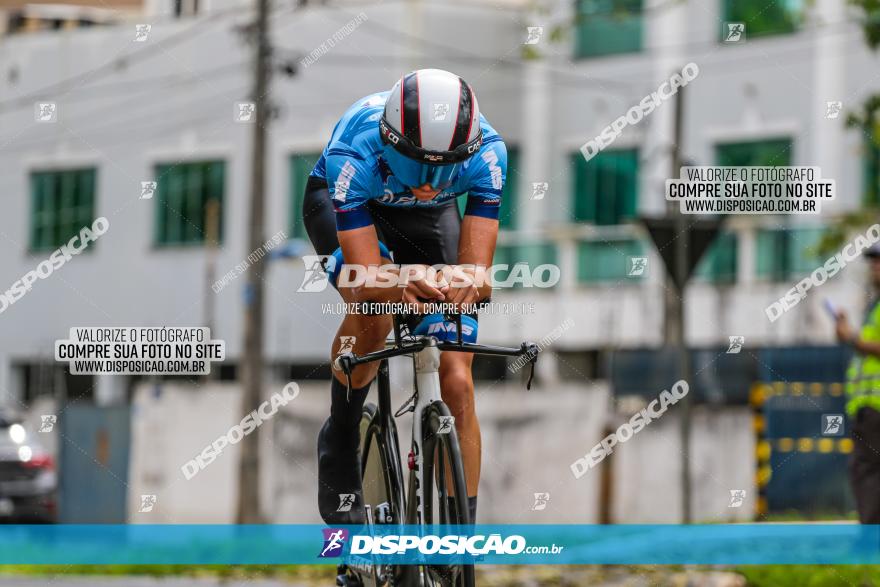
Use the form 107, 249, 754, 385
454, 215, 498, 303
335, 226, 443, 304
448, 139, 507, 304
337, 226, 402, 303
325, 154, 408, 303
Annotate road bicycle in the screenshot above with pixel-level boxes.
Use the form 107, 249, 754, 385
332, 311, 538, 587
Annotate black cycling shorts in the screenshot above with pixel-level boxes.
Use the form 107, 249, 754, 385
302, 176, 462, 266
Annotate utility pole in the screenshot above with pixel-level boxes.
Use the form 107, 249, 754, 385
204, 198, 219, 383
669, 80, 693, 524
237, 0, 271, 524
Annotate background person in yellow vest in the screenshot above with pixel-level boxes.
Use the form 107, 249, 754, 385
834, 242, 880, 523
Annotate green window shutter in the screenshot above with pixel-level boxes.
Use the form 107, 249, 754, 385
207, 161, 225, 243
571, 152, 595, 223
499, 148, 519, 230
77, 169, 96, 231
787, 228, 824, 276
166, 166, 184, 245
290, 153, 322, 239
575, 0, 643, 59
30, 173, 50, 250
755, 229, 785, 281
154, 165, 168, 245
714, 137, 796, 282
59, 171, 77, 247
715, 138, 792, 168
577, 238, 644, 283
721, 0, 803, 41
29, 169, 97, 252
755, 227, 823, 281
154, 161, 225, 246
493, 241, 558, 289
864, 141, 880, 207
695, 232, 738, 283
185, 164, 204, 243
572, 149, 638, 225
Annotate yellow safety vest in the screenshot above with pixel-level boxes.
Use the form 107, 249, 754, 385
845, 299, 880, 416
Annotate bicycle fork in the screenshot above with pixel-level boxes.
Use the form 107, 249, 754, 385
408, 339, 443, 525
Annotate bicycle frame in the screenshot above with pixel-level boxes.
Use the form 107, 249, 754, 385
407, 340, 443, 525
334, 317, 538, 585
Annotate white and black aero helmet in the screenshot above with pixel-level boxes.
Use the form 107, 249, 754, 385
379, 69, 483, 188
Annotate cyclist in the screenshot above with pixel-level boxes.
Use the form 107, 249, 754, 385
302, 69, 507, 525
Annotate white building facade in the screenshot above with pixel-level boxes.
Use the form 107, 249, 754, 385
0, 0, 876, 406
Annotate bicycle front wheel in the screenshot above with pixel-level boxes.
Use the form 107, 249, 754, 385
359, 402, 415, 587
421, 401, 475, 587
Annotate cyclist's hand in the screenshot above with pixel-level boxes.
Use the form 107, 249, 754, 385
401, 265, 445, 311
445, 265, 481, 310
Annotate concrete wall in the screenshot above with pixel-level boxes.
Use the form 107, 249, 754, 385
126, 377, 753, 523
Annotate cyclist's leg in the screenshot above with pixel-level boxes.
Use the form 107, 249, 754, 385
303, 175, 394, 374
439, 351, 480, 516
303, 177, 393, 524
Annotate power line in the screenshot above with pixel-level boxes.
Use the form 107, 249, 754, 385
0, 6, 247, 111
0, 63, 246, 116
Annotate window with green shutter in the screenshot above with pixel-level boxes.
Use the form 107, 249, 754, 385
571, 149, 638, 225
694, 232, 738, 284
575, 0, 643, 59
154, 161, 225, 246
720, 0, 803, 41
30, 168, 97, 252
864, 141, 880, 207
577, 238, 645, 283
459, 147, 520, 228
755, 227, 824, 281
715, 138, 792, 168
493, 241, 558, 289
498, 148, 519, 230
290, 152, 323, 239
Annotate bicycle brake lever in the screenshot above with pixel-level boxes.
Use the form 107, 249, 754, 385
334, 353, 355, 401
523, 343, 539, 390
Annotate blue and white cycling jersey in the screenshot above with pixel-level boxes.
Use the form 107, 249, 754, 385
310, 92, 507, 231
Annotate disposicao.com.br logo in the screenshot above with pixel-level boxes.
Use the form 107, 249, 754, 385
346, 533, 563, 557
319, 528, 349, 558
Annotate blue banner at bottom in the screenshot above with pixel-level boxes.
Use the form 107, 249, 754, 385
0, 524, 878, 565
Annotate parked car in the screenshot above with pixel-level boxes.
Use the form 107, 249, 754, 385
0, 410, 57, 522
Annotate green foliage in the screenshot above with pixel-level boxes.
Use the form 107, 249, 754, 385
850, 0, 880, 49
815, 208, 880, 256
722, 0, 803, 38
738, 565, 880, 587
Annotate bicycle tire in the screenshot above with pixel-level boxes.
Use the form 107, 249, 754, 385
420, 401, 476, 587
359, 402, 416, 587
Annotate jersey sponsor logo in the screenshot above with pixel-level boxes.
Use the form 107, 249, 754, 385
481, 148, 502, 190
427, 321, 474, 337
333, 161, 356, 202
379, 190, 416, 206
378, 187, 455, 207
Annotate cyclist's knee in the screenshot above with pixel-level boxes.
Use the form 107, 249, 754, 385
340, 314, 392, 346
440, 364, 474, 412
